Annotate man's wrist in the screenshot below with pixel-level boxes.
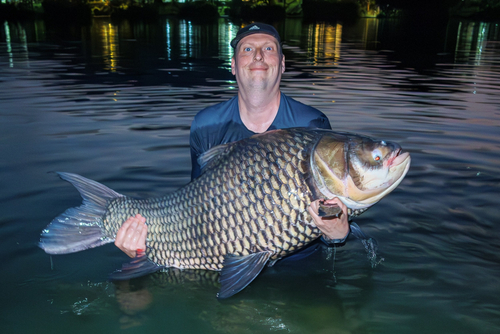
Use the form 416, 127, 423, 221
321, 227, 350, 245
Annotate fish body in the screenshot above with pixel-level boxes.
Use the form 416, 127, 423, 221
39, 128, 410, 298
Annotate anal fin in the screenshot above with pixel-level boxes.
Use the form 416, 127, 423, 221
109, 250, 164, 281
218, 251, 272, 299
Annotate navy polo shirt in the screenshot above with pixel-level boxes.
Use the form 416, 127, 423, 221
189, 92, 331, 180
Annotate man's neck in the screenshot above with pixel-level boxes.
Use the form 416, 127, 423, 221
238, 89, 281, 133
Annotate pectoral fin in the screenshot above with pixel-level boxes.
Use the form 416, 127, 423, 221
218, 251, 272, 299
318, 201, 342, 218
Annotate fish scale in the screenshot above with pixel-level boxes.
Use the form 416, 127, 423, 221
102, 129, 321, 271
39, 128, 411, 298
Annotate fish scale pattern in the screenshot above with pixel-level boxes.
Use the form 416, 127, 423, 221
102, 129, 323, 271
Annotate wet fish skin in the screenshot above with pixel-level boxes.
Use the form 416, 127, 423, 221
39, 128, 410, 298
101, 129, 323, 271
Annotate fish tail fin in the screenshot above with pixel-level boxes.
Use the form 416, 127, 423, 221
39, 172, 124, 254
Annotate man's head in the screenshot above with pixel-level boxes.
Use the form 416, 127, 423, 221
231, 23, 282, 56
231, 23, 285, 92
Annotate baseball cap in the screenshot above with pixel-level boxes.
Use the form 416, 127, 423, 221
230, 22, 281, 49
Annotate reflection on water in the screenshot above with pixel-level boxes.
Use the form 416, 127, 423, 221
454, 20, 498, 64
90, 19, 119, 72
2, 20, 29, 67
1, 18, 496, 72
1, 16, 500, 334
305, 22, 343, 62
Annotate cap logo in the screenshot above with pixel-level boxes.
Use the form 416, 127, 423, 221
249, 25, 260, 31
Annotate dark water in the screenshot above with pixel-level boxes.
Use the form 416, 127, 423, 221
1, 17, 499, 334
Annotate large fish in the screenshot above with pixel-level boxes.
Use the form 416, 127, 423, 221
39, 128, 410, 298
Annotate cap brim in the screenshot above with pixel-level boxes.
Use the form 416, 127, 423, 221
231, 31, 280, 49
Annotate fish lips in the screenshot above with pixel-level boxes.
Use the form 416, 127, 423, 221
387, 150, 411, 174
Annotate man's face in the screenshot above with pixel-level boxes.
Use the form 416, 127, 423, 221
231, 33, 285, 91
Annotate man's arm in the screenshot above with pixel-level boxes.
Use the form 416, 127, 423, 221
190, 141, 202, 181
190, 117, 207, 181
308, 114, 332, 130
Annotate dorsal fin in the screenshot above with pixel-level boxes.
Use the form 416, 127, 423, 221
197, 143, 231, 175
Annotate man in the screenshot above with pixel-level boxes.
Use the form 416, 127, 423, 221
115, 23, 350, 259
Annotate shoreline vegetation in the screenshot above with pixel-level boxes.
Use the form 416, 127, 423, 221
1, 0, 498, 24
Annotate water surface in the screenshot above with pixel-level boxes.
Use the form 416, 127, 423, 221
1, 17, 499, 334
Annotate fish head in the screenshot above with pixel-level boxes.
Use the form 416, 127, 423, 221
311, 132, 411, 214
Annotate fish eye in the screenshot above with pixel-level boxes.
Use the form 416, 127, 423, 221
372, 149, 382, 162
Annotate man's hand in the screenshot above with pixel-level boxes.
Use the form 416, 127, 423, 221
114, 214, 148, 258
308, 198, 349, 240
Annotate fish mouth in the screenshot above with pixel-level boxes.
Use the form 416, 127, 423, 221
364, 149, 410, 203
388, 149, 411, 172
